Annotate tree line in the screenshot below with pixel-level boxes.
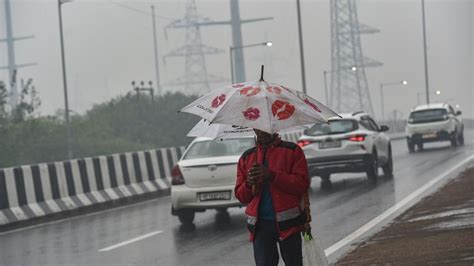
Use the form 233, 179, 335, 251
0, 81, 199, 168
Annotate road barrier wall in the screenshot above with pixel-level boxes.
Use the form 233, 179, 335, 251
0, 120, 410, 228
0, 146, 185, 227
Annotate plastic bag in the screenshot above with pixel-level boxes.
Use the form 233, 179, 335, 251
302, 231, 329, 266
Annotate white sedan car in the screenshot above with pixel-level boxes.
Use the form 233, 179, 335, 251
171, 137, 255, 225
297, 112, 392, 190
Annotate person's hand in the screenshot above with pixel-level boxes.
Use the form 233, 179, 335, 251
247, 163, 273, 184
247, 163, 263, 187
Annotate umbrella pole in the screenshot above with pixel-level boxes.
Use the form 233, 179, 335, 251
259, 65, 265, 82
252, 143, 258, 194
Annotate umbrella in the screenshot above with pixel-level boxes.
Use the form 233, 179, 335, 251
181, 66, 339, 193
180, 66, 339, 134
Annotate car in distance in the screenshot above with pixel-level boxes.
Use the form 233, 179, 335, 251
171, 137, 255, 225
297, 112, 392, 190
405, 103, 464, 152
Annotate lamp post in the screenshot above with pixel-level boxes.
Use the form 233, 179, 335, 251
58, 0, 73, 159
296, 0, 307, 94
229, 41, 272, 84
323, 66, 358, 106
380, 80, 408, 121
151, 5, 161, 96
421, 0, 431, 105
132, 81, 154, 101
323, 70, 329, 105
417, 90, 441, 105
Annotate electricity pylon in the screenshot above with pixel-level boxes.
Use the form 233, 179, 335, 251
329, 0, 382, 115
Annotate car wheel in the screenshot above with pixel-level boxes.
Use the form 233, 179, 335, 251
178, 209, 195, 225
320, 174, 332, 191
451, 132, 458, 147
458, 131, 465, 146
407, 140, 415, 153
382, 147, 393, 177
366, 151, 378, 183
417, 142, 424, 151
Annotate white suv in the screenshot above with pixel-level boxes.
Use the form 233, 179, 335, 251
297, 112, 392, 190
406, 103, 464, 152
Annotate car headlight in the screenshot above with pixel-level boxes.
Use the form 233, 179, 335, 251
408, 118, 414, 124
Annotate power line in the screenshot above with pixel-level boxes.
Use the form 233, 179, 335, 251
108, 1, 175, 21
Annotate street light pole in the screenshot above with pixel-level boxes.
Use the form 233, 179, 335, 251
323, 70, 329, 105
229, 42, 272, 84
58, 0, 73, 159
417, 90, 441, 105
421, 0, 430, 105
322, 67, 358, 106
229, 46, 235, 84
296, 0, 307, 94
380, 81, 408, 121
132, 81, 154, 102
151, 5, 161, 97
380, 84, 385, 121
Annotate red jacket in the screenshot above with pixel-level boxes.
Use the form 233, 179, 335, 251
235, 137, 310, 241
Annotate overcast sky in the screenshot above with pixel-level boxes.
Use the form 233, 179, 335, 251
1, 0, 473, 119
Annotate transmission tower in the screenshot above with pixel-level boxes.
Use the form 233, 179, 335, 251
164, 0, 272, 93
329, 0, 382, 115
0, 0, 37, 108
164, 0, 224, 94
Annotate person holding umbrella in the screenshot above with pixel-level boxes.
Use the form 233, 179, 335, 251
235, 128, 309, 266
180, 66, 338, 266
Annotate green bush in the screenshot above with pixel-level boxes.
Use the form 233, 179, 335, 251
0, 90, 200, 168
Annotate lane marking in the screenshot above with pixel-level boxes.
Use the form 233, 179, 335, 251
0, 197, 162, 236
324, 154, 474, 257
98, 230, 163, 252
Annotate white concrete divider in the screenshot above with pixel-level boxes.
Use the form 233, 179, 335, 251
0, 146, 184, 227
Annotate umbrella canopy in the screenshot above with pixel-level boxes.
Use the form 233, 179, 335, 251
180, 79, 339, 134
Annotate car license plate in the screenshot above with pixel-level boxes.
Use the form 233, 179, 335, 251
422, 133, 437, 139
198, 191, 231, 201
319, 141, 341, 149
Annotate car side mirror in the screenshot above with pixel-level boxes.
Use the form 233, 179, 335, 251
379, 125, 389, 132
456, 110, 462, 116
303, 129, 309, 135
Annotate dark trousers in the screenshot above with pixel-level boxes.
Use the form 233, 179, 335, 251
253, 219, 302, 266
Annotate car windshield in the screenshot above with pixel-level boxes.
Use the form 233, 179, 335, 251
305, 120, 358, 136
183, 138, 255, 159
410, 109, 447, 120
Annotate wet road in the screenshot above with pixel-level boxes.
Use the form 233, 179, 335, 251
1, 130, 473, 266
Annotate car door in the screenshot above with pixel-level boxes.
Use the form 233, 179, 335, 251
449, 105, 462, 133
362, 116, 387, 161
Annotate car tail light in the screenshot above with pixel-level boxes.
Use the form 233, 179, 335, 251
348, 135, 366, 142
171, 165, 185, 185
297, 140, 313, 148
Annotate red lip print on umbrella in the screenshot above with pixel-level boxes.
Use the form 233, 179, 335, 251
272, 100, 295, 120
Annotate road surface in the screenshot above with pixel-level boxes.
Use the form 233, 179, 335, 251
1, 130, 473, 265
